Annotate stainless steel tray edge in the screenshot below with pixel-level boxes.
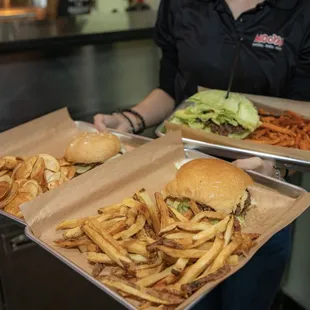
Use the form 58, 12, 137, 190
0, 209, 26, 225
24, 226, 135, 310
155, 103, 310, 172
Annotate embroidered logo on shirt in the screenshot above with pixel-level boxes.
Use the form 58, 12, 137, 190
252, 34, 284, 51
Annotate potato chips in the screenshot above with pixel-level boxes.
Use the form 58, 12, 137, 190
0, 155, 93, 218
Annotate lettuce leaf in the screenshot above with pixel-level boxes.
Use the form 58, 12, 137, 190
170, 90, 261, 134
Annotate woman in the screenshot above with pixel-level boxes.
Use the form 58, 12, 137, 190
94, 0, 310, 309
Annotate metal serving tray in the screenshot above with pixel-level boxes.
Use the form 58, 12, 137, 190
155, 102, 310, 173
24, 147, 305, 310
0, 121, 152, 226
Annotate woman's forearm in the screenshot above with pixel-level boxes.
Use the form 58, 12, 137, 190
132, 88, 175, 127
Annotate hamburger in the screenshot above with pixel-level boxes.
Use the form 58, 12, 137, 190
170, 89, 261, 139
65, 132, 125, 174
164, 158, 255, 219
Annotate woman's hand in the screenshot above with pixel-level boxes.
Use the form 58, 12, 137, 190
94, 113, 134, 133
232, 157, 276, 178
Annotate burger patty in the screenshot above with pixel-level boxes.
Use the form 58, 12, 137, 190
235, 191, 252, 216
196, 202, 213, 211
200, 120, 246, 136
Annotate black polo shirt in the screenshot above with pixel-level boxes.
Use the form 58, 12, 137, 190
155, 0, 310, 105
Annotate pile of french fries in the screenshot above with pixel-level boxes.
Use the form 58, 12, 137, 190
247, 109, 310, 150
55, 189, 259, 309
0, 154, 94, 218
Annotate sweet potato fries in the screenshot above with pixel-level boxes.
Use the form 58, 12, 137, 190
247, 109, 310, 150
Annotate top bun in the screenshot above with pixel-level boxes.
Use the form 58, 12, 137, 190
65, 132, 121, 164
164, 158, 254, 214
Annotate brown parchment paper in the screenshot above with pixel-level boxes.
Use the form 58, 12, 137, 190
21, 132, 310, 310
165, 88, 310, 161
0, 108, 80, 158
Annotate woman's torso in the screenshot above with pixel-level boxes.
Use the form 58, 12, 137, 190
170, 0, 310, 102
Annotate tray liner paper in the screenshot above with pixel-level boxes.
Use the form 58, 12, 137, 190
0, 108, 81, 158
22, 132, 310, 310
165, 88, 310, 161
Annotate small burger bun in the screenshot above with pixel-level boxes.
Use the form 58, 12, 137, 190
65, 132, 121, 164
164, 158, 254, 214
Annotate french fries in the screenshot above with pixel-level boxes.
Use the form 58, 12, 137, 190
248, 109, 310, 150
54, 189, 259, 308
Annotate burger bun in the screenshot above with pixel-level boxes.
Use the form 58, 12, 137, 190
65, 132, 121, 164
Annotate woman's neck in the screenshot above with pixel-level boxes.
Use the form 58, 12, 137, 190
225, 0, 264, 19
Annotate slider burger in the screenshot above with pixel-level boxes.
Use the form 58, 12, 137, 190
65, 132, 125, 174
164, 158, 255, 219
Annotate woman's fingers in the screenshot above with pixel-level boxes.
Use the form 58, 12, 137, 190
94, 114, 119, 131
232, 157, 275, 177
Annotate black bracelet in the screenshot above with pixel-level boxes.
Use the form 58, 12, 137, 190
119, 112, 134, 133
122, 109, 146, 134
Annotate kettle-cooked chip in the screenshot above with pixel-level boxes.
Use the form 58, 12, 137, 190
2, 156, 18, 170
39, 154, 60, 172
31, 157, 45, 180
0, 182, 19, 209
0, 181, 10, 200
4, 192, 33, 216
20, 180, 41, 198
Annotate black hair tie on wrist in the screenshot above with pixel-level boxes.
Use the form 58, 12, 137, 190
121, 109, 146, 134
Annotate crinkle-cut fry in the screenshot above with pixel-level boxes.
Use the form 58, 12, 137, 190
88, 219, 128, 256
175, 235, 224, 287
261, 123, 296, 136
101, 277, 183, 305
113, 213, 146, 240
137, 265, 174, 287
83, 224, 125, 267
188, 200, 200, 215
62, 226, 84, 240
